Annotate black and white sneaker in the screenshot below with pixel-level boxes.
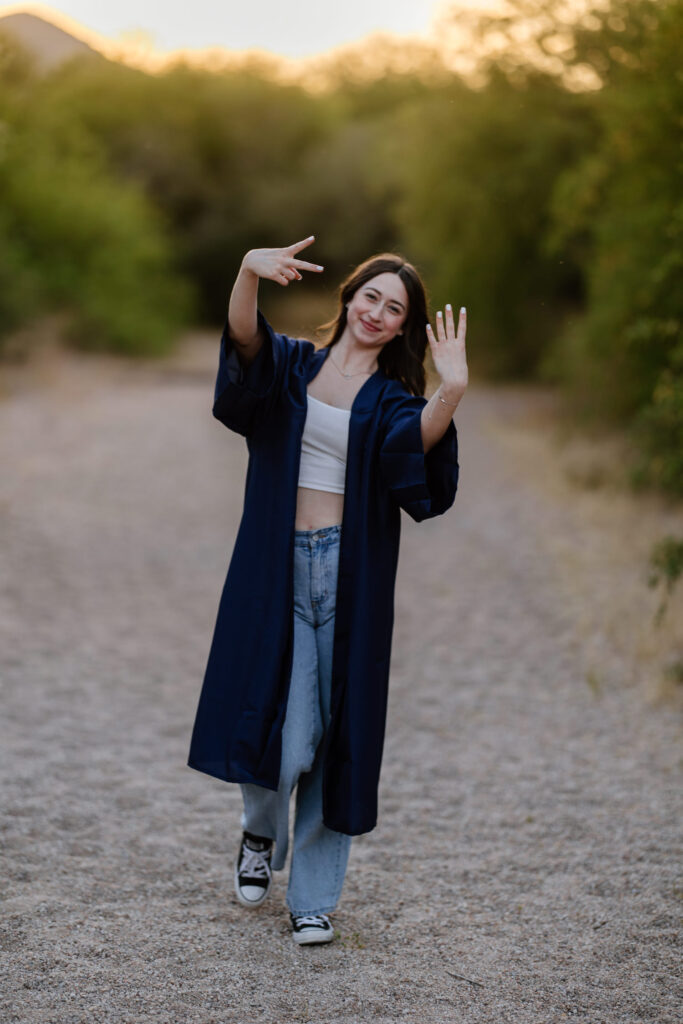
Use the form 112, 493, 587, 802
290, 912, 335, 945
234, 831, 273, 907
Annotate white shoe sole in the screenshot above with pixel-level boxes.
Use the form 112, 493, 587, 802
234, 860, 271, 908
292, 927, 335, 945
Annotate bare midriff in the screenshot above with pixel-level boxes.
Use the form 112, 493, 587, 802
295, 486, 344, 531
294, 353, 377, 531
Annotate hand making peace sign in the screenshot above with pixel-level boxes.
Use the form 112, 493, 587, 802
426, 304, 468, 399
242, 236, 324, 286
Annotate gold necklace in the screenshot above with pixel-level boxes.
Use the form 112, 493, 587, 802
328, 351, 377, 381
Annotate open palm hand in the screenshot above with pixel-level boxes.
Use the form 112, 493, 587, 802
426, 305, 468, 397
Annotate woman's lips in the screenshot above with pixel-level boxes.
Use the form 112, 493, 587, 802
361, 319, 381, 333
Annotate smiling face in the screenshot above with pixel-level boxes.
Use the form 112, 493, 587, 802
345, 272, 409, 350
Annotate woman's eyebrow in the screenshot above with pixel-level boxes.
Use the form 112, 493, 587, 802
364, 287, 406, 311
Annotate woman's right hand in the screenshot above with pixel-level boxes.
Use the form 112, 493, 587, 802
241, 236, 324, 287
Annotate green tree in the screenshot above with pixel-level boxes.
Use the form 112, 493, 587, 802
390, 69, 594, 377
542, 0, 683, 492
0, 33, 195, 355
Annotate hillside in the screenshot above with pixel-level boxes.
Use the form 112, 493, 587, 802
0, 10, 104, 72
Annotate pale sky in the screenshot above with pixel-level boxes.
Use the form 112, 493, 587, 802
3, 1, 496, 58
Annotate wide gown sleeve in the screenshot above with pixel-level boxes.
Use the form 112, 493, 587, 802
212, 309, 286, 436
378, 393, 459, 522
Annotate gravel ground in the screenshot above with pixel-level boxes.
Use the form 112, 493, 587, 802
1, 336, 681, 1024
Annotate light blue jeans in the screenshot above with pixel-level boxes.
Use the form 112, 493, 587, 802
240, 523, 353, 916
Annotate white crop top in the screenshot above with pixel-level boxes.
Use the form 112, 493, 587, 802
297, 393, 351, 495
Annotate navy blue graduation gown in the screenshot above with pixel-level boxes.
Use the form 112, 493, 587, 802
187, 309, 459, 835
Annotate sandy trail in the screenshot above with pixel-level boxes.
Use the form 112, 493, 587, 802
1, 335, 680, 1023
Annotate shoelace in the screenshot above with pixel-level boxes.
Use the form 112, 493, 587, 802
293, 914, 330, 928
239, 846, 271, 879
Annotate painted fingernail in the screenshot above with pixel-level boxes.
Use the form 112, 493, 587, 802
437, 310, 443, 317
461, 306, 466, 314
446, 303, 452, 311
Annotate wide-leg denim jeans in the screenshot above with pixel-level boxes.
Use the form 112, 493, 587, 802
240, 523, 353, 916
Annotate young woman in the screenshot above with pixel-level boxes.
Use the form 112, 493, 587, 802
187, 236, 467, 945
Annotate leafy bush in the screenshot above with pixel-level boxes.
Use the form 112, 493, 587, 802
0, 33, 196, 355
540, 0, 683, 494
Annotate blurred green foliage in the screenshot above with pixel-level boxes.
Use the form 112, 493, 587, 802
0, 31, 196, 355
0, 0, 680, 492
538, 0, 683, 494
648, 534, 683, 627
389, 68, 595, 378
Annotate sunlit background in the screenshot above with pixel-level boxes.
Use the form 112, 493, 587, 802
1, 0, 489, 56
0, 0, 502, 66
0, 0, 680, 498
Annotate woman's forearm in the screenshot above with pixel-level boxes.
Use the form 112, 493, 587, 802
420, 384, 463, 454
227, 259, 263, 348
225, 239, 321, 352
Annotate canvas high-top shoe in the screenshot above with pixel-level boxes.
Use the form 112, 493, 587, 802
234, 831, 273, 907
289, 912, 335, 945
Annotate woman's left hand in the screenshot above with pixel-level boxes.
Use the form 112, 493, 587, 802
426, 305, 468, 400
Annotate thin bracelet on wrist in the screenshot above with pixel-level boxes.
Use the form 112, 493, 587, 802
437, 389, 460, 407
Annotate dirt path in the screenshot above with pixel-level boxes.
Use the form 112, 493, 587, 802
1, 335, 681, 1023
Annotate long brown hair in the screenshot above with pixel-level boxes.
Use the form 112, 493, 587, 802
316, 254, 429, 397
